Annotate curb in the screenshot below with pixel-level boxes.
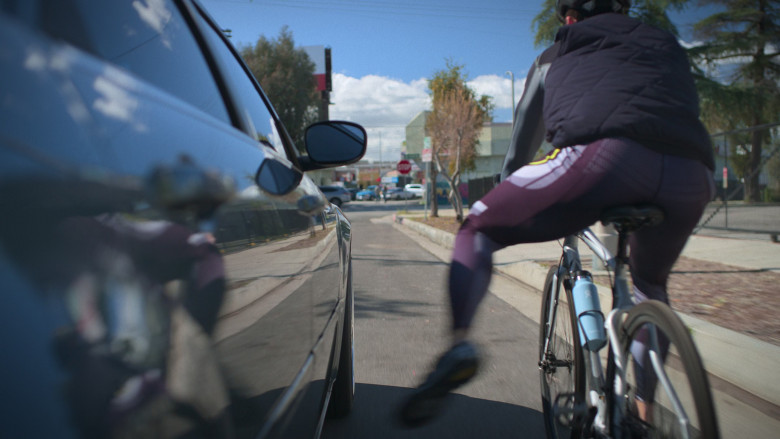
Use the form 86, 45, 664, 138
392, 213, 780, 409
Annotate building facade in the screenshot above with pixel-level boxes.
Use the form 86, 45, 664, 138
404, 111, 513, 181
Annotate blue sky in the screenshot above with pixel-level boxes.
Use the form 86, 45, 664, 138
200, 0, 716, 162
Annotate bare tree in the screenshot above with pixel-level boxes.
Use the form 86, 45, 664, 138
426, 62, 491, 222
427, 87, 482, 221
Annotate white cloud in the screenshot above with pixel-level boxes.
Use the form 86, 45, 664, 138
468, 74, 524, 111
133, 0, 173, 48
329, 73, 429, 162
93, 75, 138, 123
328, 72, 524, 162
329, 73, 429, 127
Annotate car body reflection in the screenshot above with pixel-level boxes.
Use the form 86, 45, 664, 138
0, 1, 365, 437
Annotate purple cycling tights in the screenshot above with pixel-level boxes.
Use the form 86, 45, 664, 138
447, 138, 713, 399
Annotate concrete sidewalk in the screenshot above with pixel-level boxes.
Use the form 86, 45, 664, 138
389, 210, 780, 419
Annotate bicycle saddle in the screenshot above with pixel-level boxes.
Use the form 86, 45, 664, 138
600, 205, 664, 232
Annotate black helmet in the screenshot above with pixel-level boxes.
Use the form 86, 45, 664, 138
555, 0, 630, 22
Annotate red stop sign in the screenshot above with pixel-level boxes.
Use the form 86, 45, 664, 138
397, 159, 412, 175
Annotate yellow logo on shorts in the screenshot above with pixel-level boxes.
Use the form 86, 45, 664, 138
529, 148, 561, 166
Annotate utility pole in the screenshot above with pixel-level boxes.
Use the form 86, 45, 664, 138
319, 48, 332, 121
506, 71, 515, 126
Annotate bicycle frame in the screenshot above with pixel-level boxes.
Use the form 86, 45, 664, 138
544, 227, 696, 438
543, 227, 635, 436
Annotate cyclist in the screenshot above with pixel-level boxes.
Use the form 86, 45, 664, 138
400, 0, 715, 426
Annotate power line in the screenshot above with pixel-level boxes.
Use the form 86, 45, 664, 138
206, 0, 535, 42
213, 0, 539, 22
276, 0, 540, 15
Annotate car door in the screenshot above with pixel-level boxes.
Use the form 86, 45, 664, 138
184, 2, 346, 436
1, 0, 368, 435
0, 2, 266, 436
0, 0, 339, 437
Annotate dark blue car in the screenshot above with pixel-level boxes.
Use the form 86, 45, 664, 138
0, 1, 365, 437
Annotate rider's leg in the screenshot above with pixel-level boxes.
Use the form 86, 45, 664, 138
447, 145, 600, 336
448, 139, 678, 336
448, 231, 501, 337
627, 154, 714, 416
402, 139, 667, 426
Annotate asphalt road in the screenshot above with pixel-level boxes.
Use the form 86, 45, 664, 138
321, 201, 547, 438
319, 199, 780, 439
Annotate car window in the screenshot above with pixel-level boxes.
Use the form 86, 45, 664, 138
190, 4, 287, 152
20, 0, 231, 125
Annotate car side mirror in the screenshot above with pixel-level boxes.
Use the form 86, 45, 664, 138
298, 121, 367, 172
255, 157, 303, 196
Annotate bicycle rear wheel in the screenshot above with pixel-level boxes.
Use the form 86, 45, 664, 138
615, 300, 719, 438
539, 265, 585, 439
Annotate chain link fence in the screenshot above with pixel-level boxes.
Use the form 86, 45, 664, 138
696, 122, 780, 240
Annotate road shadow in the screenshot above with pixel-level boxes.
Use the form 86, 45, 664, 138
322, 383, 545, 438
352, 255, 447, 268
343, 201, 426, 213
353, 291, 437, 320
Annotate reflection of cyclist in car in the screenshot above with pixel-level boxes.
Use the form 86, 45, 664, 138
50, 214, 229, 436
400, 0, 714, 426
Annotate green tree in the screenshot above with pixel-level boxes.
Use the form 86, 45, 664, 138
690, 0, 780, 202
426, 61, 493, 221
240, 26, 319, 150
532, 0, 690, 47
727, 134, 754, 184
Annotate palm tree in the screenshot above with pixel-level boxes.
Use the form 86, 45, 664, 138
689, 0, 780, 201
532, 0, 690, 47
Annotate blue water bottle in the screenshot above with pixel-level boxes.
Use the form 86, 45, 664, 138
572, 271, 606, 351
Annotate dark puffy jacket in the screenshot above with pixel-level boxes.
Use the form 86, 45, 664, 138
543, 13, 714, 170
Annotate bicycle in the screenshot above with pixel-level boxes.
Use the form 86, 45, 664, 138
538, 204, 720, 439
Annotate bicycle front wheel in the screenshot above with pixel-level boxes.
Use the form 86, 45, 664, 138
539, 265, 585, 439
615, 300, 719, 438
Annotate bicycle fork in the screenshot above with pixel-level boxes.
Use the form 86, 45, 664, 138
539, 237, 582, 371
549, 233, 630, 437
540, 267, 591, 429
542, 238, 601, 429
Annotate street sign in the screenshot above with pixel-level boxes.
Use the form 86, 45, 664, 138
422, 148, 432, 163
397, 159, 412, 175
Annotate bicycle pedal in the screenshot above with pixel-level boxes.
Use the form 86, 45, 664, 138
552, 392, 588, 428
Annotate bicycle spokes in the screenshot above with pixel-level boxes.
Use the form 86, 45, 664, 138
620, 304, 717, 439
646, 325, 694, 438
540, 353, 574, 372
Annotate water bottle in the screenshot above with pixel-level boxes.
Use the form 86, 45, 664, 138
572, 271, 606, 351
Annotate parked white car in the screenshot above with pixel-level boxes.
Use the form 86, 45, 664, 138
404, 183, 425, 198
384, 187, 414, 200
